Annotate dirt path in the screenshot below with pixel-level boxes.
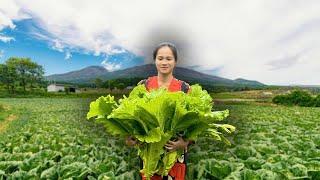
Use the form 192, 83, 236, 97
0, 114, 17, 133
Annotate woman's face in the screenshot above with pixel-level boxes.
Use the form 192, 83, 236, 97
155, 46, 176, 75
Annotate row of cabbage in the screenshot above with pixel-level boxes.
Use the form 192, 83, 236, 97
0, 98, 319, 179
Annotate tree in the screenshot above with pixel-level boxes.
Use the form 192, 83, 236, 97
5, 57, 44, 92
29, 63, 44, 90
0, 64, 17, 93
103, 79, 115, 90
116, 82, 126, 90
94, 78, 103, 88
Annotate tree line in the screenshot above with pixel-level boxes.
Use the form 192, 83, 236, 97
93, 77, 143, 90
0, 57, 44, 93
92, 77, 263, 93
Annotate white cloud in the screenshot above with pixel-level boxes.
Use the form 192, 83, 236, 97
101, 59, 121, 72
51, 39, 64, 52
0, 12, 16, 31
64, 51, 72, 60
0, 0, 30, 39
1, 0, 320, 85
0, 34, 14, 42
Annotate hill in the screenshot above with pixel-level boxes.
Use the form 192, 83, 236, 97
46, 64, 266, 87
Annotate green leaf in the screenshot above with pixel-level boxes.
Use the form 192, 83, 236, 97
136, 127, 162, 143
185, 122, 209, 140
40, 165, 58, 179
204, 110, 229, 123
96, 117, 130, 136
174, 111, 199, 131
87, 95, 117, 119
139, 133, 172, 179
159, 150, 183, 176
134, 105, 159, 129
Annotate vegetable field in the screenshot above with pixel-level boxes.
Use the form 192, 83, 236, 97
0, 98, 140, 179
188, 104, 320, 179
0, 98, 319, 179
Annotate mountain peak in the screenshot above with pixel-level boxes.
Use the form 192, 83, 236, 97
46, 64, 266, 87
234, 78, 265, 86
83, 65, 106, 70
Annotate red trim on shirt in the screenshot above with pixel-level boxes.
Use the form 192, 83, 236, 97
146, 76, 183, 92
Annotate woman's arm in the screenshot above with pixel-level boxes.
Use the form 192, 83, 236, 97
165, 136, 192, 152
125, 136, 138, 147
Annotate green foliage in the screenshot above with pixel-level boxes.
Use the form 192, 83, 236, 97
94, 78, 103, 88
272, 90, 319, 107
1, 92, 319, 179
0, 63, 17, 93
185, 79, 266, 93
117, 83, 126, 90
0, 104, 4, 112
87, 95, 117, 120
312, 94, 320, 107
102, 77, 144, 90
0, 98, 141, 179
0, 57, 44, 93
87, 84, 234, 178
195, 159, 244, 179
187, 103, 320, 180
0, 104, 9, 122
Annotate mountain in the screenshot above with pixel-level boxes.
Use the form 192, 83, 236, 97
46, 66, 107, 82
46, 64, 266, 87
234, 78, 265, 87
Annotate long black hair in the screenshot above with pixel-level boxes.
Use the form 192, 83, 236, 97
152, 42, 178, 62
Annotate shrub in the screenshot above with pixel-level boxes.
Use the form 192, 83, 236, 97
312, 95, 320, 107
272, 90, 315, 107
288, 90, 313, 106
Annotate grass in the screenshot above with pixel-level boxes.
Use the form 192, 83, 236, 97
0, 104, 9, 122
0, 89, 128, 99
211, 89, 289, 100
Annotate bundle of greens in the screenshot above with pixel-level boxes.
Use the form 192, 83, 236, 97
87, 84, 235, 179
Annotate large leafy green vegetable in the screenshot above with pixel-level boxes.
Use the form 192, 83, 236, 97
87, 84, 235, 179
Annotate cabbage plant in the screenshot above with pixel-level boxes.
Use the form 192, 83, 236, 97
87, 84, 235, 179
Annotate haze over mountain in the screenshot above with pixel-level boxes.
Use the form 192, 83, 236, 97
46, 64, 266, 87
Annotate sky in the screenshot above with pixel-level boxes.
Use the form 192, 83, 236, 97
0, 0, 319, 85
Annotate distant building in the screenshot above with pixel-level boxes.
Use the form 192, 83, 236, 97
126, 86, 134, 90
262, 92, 273, 95
47, 84, 79, 93
47, 84, 65, 92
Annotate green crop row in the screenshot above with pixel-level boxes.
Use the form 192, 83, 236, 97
0, 98, 140, 179
0, 98, 319, 179
186, 104, 320, 179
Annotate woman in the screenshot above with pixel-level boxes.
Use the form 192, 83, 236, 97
126, 42, 193, 180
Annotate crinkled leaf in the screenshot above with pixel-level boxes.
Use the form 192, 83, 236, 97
87, 95, 117, 119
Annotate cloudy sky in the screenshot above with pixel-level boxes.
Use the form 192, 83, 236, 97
0, 0, 319, 85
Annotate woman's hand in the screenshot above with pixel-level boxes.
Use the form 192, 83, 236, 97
125, 136, 138, 146
165, 137, 189, 152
